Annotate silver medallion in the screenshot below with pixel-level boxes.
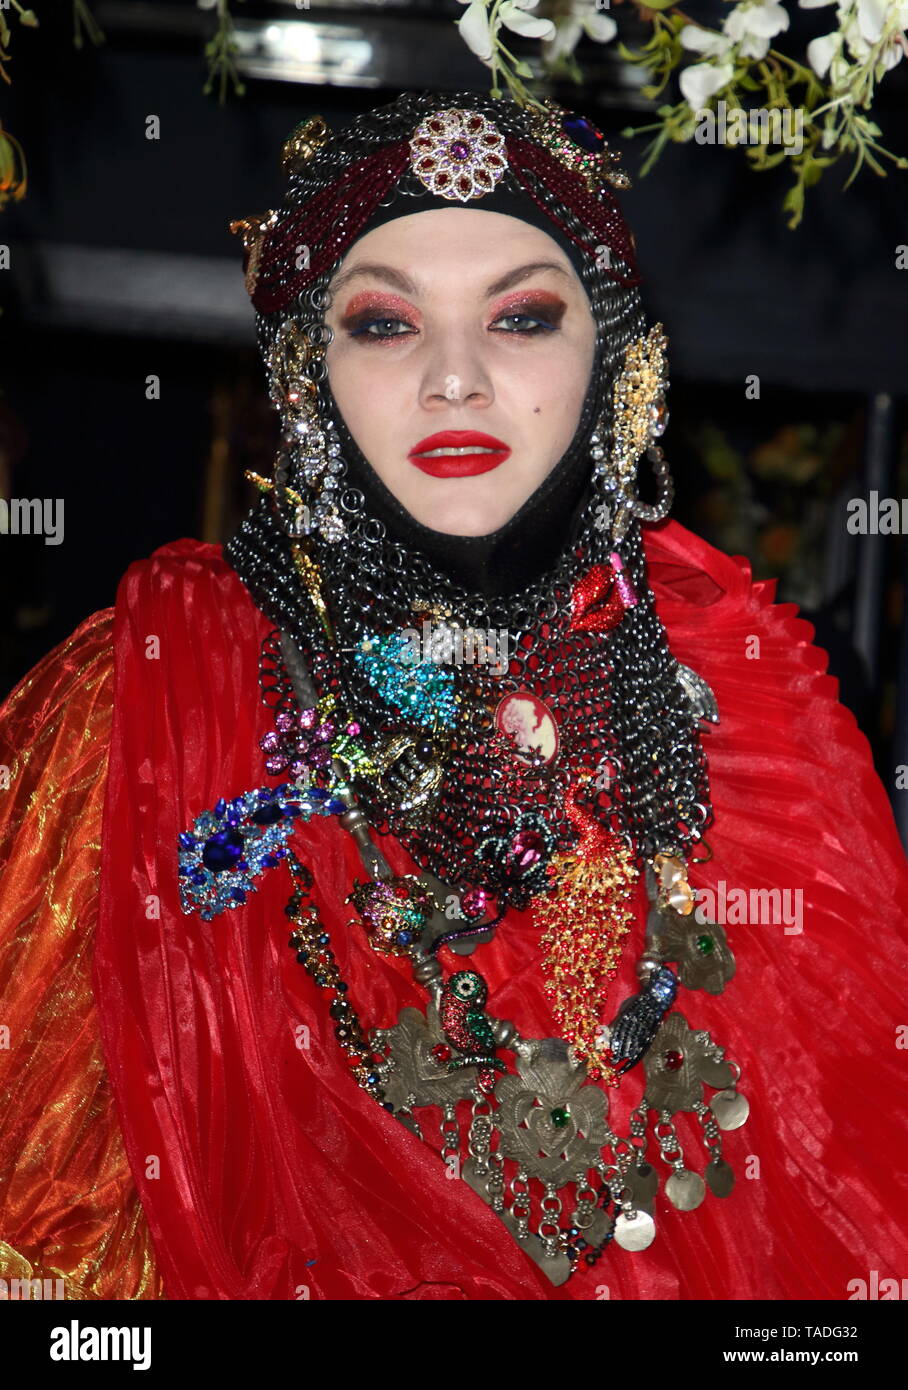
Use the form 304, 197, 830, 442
710, 1088, 750, 1131
643, 1012, 709, 1112
572, 1205, 613, 1247
501, 1210, 572, 1285
705, 1158, 735, 1197
613, 1207, 656, 1252
665, 1168, 706, 1210
623, 1160, 659, 1205
648, 907, 736, 996
372, 1005, 483, 1112
493, 1041, 610, 1190
698, 1055, 735, 1090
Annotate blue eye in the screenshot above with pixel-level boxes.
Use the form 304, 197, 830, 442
351, 317, 415, 338
491, 313, 556, 334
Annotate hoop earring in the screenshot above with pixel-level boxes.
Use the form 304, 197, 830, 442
631, 442, 674, 524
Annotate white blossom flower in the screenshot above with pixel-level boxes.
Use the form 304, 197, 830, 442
874, 34, 907, 71
854, 0, 908, 66
840, 5, 901, 63
576, 0, 618, 44
677, 1, 791, 109
500, 0, 557, 40
679, 58, 736, 108
803, 0, 908, 79
856, 0, 889, 43
680, 25, 735, 60
723, 0, 790, 61
545, 0, 618, 61
457, 1, 495, 61
678, 24, 735, 108
456, 0, 555, 64
806, 30, 842, 74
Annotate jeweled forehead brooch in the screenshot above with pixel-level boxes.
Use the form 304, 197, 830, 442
409, 108, 508, 201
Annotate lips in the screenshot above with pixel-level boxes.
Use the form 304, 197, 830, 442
408, 430, 511, 478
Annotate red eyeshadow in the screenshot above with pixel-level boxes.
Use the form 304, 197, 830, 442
488, 290, 566, 324
340, 290, 419, 326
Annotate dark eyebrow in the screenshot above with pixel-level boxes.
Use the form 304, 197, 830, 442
484, 261, 571, 296
330, 259, 571, 300
330, 262, 419, 297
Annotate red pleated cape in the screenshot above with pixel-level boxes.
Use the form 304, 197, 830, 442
92, 522, 908, 1300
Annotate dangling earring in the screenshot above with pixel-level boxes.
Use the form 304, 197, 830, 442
260, 318, 348, 543
595, 324, 673, 543
631, 439, 674, 526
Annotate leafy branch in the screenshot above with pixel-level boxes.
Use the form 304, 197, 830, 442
203, 0, 246, 105
0, 1, 40, 86
537, 1, 907, 226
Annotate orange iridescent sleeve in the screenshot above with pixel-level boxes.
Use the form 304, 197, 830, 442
0, 611, 164, 1300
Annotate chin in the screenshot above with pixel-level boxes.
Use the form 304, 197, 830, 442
412, 498, 519, 538
397, 469, 535, 538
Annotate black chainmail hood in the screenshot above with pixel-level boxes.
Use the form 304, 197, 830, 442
225, 91, 712, 869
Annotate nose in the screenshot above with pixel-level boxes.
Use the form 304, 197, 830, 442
417, 329, 495, 411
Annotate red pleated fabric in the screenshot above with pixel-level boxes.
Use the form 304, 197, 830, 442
93, 524, 908, 1300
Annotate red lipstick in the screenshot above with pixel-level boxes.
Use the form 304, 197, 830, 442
408, 430, 511, 478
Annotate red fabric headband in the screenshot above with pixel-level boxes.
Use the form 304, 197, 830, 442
247, 134, 641, 316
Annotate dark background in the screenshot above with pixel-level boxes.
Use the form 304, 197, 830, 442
1, 0, 906, 842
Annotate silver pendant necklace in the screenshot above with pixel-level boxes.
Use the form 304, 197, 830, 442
368, 863, 746, 1284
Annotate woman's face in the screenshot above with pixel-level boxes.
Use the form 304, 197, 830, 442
323, 209, 597, 537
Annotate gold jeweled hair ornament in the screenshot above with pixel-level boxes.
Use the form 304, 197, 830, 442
227, 115, 331, 296
228, 208, 279, 298
281, 114, 331, 177
527, 101, 631, 193
409, 107, 508, 201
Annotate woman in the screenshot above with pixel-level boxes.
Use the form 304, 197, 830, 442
1, 91, 906, 1302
